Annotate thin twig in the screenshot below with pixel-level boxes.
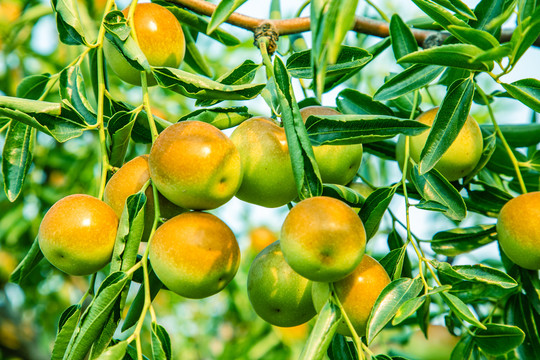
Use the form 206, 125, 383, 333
165, 0, 540, 48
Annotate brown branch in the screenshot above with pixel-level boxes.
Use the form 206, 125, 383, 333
166, 0, 540, 48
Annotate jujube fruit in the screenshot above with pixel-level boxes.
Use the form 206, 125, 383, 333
300, 106, 363, 185
496, 191, 540, 270
247, 241, 316, 327
230, 117, 297, 208
103, 3, 185, 86
38, 194, 119, 276
149, 211, 240, 299
149, 121, 242, 210
104, 155, 184, 240
311, 255, 390, 336
396, 107, 483, 181
280, 196, 366, 282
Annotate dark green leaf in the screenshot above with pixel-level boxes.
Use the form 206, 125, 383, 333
151, 323, 172, 360
274, 56, 322, 200
398, 44, 493, 71
389, 14, 418, 67
440, 292, 486, 329
287, 46, 372, 79
485, 0, 518, 31
470, 43, 512, 63
431, 225, 496, 256
16, 74, 51, 99
501, 78, 540, 112
299, 299, 341, 360
448, 25, 499, 50
2, 121, 35, 201
510, 14, 540, 65
374, 64, 444, 101
473, 324, 525, 356
207, 0, 248, 34
178, 106, 251, 129
363, 140, 397, 160
451, 336, 476, 360
153, 67, 264, 100
393, 295, 426, 325
411, 0, 471, 30
122, 269, 163, 331
336, 89, 394, 116
9, 237, 43, 284
182, 27, 213, 77
51, 0, 87, 45
411, 166, 467, 221
470, 0, 506, 32
359, 186, 397, 240
322, 184, 364, 208
367, 277, 424, 343
418, 77, 475, 174
59, 66, 97, 126
64, 272, 129, 360
327, 334, 357, 360
433, 0, 476, 19
107, 111, 137, 168
433, 260, 518, 289
52, 305, 82, 360
94, 341, 128, 360
506, 293, 540, 359
305, 115, 429, 145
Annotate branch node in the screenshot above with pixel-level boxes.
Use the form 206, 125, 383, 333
254, 22, 279, 55
423, 33, 446, 48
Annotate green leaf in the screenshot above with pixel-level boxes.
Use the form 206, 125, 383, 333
389, 14, 418, 67
440, 292, 486, 329
299, 299, 341, 360
0, 96, 61, 115
367, 277, 424, 344
398, 44, 493, 71
287, 46, 372, 79
122, 269, 163, 331
64, 272, 129, 360
59, 66, 97, 126
182, 27, 213, 78
322, 184, 364, 208
392, 295, 426, 325
156, 2, 240, 46
359, 186, 397, 240
433, 260, 518, 289
451, 336, 476, 360
2, 121, 35, 201
178, 106, 251, 129
374, 64, 445, 101
305, 114, 429, 145
107, 111, 137, 168
9, 237, 43, 284
510, 13, 540, 65
16, 74, 51, 99
470, 43, 512, 63
473, 324, 525, 356
103, 11, 150, 72
447, 25, 500, 50
410, 166, 467, 221
110, 192, 146, 273
431, 225, 496, 256
327, 334, 357, 360
336, 89, 394, 116
411, 0, 471, 30
501, 78, 540, 112
273, 56, 322, 200
51, 0, 88, 45
506, 294, 540, 359
151, 323, 172, 360
153, 67, 264, 100
418, 77, 475, 174
485, 0, 518, 31
207, 0, 248, 34
52, 305, 82, 360
94, 341, 128, 360
433, 0, 477, 19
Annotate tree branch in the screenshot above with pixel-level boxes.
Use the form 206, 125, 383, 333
165, 0, 540, 48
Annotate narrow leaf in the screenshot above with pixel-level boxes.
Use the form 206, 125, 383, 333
207, 0, 248, 35
336, 89, 394, 116
9, 237, 43, 284
433, 261, 518, 289
151, 323, 172, 360
502, 78, 540, 112
359, 186, 397, 240
178, 106, 251, 129
398, 44, 494, 71
473, 324, 525, 356
299, 300, 341, 360
440, 292, 486, 329
389, 14, 418, 67
374, 64, 444, 101
2, 121, 35, 201
52, 305, 81, 360
431, 225, 496, 256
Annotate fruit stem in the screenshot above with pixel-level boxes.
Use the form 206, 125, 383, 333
330, 283, 363, 355
365, 0, 390, 23
96, 43, 110, 201
141, 72, 159, 142
475, 83, 527, 194
258, 37, 275, 79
